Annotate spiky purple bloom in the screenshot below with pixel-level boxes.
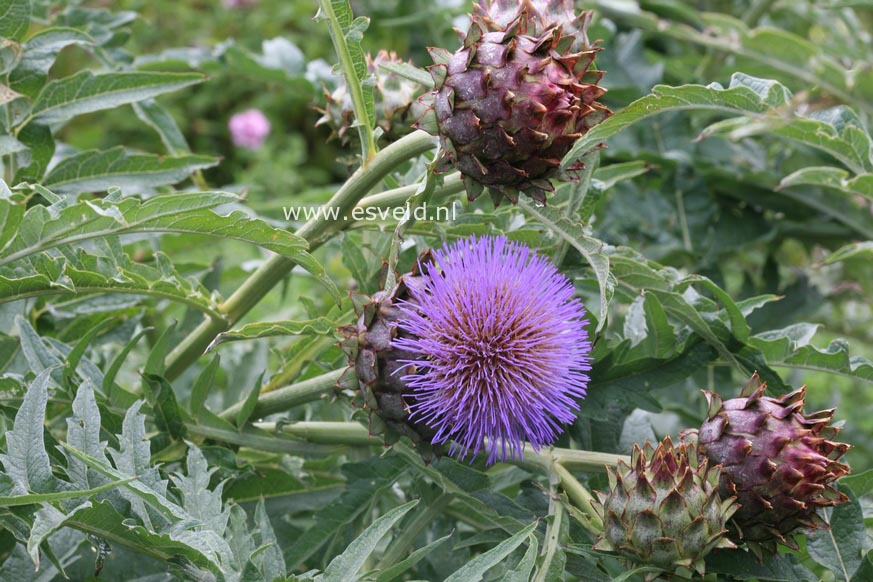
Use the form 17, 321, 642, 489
392, 236, 591, 464
229, 109, 271, 150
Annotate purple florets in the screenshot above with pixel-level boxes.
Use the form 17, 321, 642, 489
392, 236, 592, 464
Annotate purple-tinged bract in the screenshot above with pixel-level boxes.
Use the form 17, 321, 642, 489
392, 236, 591, 464
417, 0, 611, 205
693, 374, 851, 558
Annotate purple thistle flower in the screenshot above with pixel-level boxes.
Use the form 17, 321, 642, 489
228, 109, 271, 150
392, 236, 591, 464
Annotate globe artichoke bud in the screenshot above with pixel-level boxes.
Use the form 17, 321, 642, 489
316, 50, 426, 145
417, 0, 611, 206
593, 436, 737, 581
693, 374, 851, 558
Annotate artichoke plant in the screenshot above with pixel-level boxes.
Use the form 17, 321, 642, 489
417, 0, 611, 205
693, 374, 851, 557
593, 436, 737, 580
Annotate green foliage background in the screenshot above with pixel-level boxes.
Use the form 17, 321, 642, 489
0, 0, 872, 580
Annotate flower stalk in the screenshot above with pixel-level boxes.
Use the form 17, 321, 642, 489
219, 369, 344, 421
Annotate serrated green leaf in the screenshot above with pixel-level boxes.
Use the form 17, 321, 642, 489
14, 314, 62, 379
317, 0, 375, 158
778, 167, 873, 201
213, 318, 339, 347
641, 292, 675, 358
106, 401, 172, 529
842, 469, 873, 497
518, 201, 613, 332
43, 148, 218, 193
133, 99, 191, 155
0, 251, 224, 322
65, 381, 110, 490
61, 442, 188, 522
807, 487, 865, 581
504, 534, 538, 582
142, 374, 187, 441
443, 521, 537, 582
63, 500, 219, 574
0, 369, 56, 495
30, 70, 204, 125
253, 499, 285, 580
564, 73, 873, 173
0, 192, 322, 281
12, 122, 54, 183
0, 196, 25, 255
746, 324, 873, 383
9, 28, 94, 97
374, 532, 452, 582
0, 0, 31, 42
284, 456, 408, 569
324, 500, 417, 582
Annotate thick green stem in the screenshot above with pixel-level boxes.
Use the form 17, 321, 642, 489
255, 420, 382, 446
164, 130, 436, 380
519, 443, 629, 473
553, 463, 603, 532
219, 369, 343, 420
355, 171, 463, 212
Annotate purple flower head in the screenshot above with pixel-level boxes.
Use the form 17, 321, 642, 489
393, 236, 591, 464
229, 109, 271, 150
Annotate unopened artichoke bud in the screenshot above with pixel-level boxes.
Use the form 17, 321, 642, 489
692, 374, 851, 558
593, 436, 737, 581
416, 0, 611, 205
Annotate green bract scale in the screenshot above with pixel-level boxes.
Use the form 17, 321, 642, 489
593, 436, 737, 581
694, 374, 851, 557
417, 0, 611, 205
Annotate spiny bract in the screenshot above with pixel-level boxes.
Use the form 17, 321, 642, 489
339, 255, 441, 458
417, 0, 610, 206
694, 374, 851, 557
593, 436, 737, 581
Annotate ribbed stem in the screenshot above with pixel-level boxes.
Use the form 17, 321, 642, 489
553, 462, 603, 532
164, 131, 437, 380
255, 420, 382, 446
219, 369, 344, 421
